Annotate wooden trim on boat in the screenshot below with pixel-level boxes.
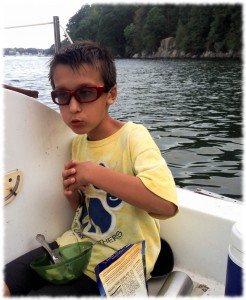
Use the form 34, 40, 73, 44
2, 84, 39, 98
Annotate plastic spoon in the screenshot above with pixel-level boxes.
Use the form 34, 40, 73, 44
36, 234, 63, 264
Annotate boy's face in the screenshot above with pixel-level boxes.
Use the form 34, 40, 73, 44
52, 63, 117, 140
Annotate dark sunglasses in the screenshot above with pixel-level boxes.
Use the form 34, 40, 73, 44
51, 86, 106, 105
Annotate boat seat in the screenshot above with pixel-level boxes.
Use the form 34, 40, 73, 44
151, 239, 174, 277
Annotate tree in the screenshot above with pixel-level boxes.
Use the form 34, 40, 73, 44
224, 5, 242, 52
66, 4, 92, 42
186, 6, 213, 54
207, 5, 240, 53
96, 5, 135, 56
130, 6, 151, 55
142, 6, 167, 54
124, 23, 137, 57
176, 20, 188, 52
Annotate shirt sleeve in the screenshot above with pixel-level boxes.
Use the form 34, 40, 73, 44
129, 125, 178, 208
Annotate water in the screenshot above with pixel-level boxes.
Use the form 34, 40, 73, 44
3, 56, 243, 200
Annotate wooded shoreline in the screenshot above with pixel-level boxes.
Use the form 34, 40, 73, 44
4, 4, 242, 60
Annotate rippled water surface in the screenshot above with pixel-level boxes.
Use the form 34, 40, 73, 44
3, 56, 243, 200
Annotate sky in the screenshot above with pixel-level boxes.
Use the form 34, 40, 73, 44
2, 0, 94, 49
1, 0, 241, 49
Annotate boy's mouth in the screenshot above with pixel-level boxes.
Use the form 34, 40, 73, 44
70, 119, 83, 126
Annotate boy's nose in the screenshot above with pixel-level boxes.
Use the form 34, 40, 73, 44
69, 96, 81, 113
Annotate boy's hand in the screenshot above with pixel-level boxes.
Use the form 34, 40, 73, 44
65, 161, 94, 191
63, 160, 77, 197
62, 160, 88, 210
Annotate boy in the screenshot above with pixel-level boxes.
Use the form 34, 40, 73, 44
4, 41, 177, 296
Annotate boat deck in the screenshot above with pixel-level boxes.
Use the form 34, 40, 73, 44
179, 268, 225, 297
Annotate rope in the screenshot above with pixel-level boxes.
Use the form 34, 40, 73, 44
4, 20, 74, 45
4, 22, 53, 29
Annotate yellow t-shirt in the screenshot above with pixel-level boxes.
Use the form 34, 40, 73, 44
56, 122, 178, 281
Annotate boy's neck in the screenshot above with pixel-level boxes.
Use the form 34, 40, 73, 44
87, 118, 125, 141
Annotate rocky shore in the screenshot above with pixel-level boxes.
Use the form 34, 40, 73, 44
135, 37, 241, 59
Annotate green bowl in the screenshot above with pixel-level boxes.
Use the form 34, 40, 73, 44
30, 242, 93, 285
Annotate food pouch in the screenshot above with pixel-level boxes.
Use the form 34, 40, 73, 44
95, 241, 148, 297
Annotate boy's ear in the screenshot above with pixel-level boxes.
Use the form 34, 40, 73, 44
107, 85, 117, 105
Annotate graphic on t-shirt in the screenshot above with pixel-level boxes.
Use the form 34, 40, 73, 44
79, 162, 123, 236
80, 194, 123, 235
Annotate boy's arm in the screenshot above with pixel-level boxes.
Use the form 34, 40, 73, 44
65, 160, 177, 217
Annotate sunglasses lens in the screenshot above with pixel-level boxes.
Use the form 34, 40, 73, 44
52, 91, 70, 105
76, 88, 98, 103
51, 87, 105, 105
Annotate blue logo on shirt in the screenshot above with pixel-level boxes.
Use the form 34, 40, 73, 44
79, 163, 123, 236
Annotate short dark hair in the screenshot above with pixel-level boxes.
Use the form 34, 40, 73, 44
49, 41, 116, 91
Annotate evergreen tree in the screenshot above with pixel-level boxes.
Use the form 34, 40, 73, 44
124, 23, 137, 57
176, 20, 188, 52
142, 6, 167, 54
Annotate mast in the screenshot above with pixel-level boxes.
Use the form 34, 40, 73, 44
53, 16, 61, 53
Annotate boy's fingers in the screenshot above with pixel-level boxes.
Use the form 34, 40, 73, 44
63, 177, 76, 188
62, 168, 76, 179
64, 160, 77, 170
64, 189, 73, 197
